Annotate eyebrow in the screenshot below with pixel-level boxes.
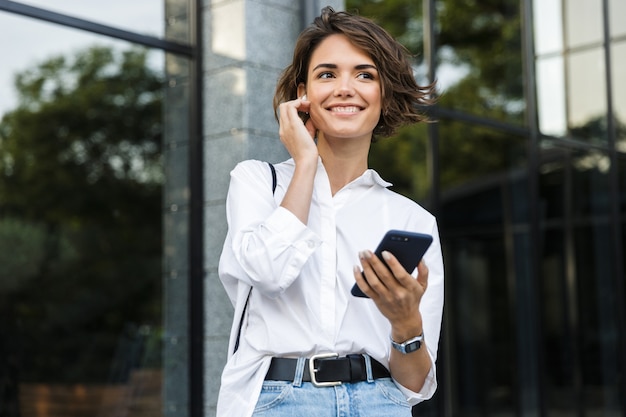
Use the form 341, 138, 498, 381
312, 63, 378, 71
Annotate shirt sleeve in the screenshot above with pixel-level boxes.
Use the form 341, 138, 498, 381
392, 219, 445, 405
219, 160, 322, 300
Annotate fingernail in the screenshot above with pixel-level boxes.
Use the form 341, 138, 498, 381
381, 250, 391, 261
353, 265, 361, 274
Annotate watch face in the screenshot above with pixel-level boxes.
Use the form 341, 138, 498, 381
391, 334, 423, 354
404, 340, 421, 353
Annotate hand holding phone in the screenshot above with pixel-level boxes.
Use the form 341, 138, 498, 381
351, 230, 433, 298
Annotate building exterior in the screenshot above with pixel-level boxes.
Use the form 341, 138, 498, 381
0, 1, 623, 416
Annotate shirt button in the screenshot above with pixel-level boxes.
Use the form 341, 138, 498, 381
307, 240, 315, 248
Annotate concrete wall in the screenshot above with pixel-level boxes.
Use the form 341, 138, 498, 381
201, 0, 343, 414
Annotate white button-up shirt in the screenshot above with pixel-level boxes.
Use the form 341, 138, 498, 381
217, 158, 444, 417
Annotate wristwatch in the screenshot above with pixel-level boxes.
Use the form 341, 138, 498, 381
390, 333, 424, 354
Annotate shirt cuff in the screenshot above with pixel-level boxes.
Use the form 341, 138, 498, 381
394, 362, 438, 406
263, 206, 322, 279
264, 206, 319, 242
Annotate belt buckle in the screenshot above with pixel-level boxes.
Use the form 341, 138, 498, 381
309, 353, 341, 387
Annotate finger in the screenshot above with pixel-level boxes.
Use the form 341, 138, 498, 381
278, 99, 316, 147
416, 260, 429, 289
297, 97, 311, 114
279, 100, 301, 124
359, 250, 393, 295
282, 100, 313, 133
353, 265, 372, 297
379, 250, 414, 287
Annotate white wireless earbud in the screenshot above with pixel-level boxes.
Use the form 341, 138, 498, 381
301, 94, 307, 100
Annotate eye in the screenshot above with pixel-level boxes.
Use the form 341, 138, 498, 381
357, 72, 375, 80
318, 71, 335, 79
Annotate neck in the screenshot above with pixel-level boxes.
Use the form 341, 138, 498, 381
317, 132, 371, 195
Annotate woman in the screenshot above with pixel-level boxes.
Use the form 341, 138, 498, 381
218, 6, 444, 417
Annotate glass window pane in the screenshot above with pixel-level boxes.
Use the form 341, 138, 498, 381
0, 14, 166, 416
533, 0, 564, 56
436, 2, 525, 125
369, 123, 430, 204
567, 49, 607, 144
15, 0, 165, 38
609, 0, 626, 38
540, 227, 575, 415
571, 150, 621, 414
539, 147, 622, 416
439, 121, 528, 416
565, 0, 603, 49
536, 56, 567, 137
0, 13, 162, 116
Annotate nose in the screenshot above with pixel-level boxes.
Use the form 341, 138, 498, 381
334, 75, 355, 97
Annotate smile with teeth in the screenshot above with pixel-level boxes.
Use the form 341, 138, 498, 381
329, 106, 361, 113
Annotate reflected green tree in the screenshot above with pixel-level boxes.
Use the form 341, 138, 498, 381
347, 0, 525, 203
0, 45, 163, 383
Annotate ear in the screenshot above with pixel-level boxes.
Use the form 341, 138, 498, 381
297, 83, 306, 99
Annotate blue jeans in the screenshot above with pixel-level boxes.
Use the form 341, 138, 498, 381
252, 356, 412, 417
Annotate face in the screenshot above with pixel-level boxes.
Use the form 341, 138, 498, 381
300, 34, 382, 142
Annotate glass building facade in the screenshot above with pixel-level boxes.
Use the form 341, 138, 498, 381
0, 1, 623, 416
0, 0, 197, 416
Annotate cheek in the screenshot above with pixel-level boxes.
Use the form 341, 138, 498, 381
308, 106, 324, 128
306, 94, 326, 122
366, 88, 383, 110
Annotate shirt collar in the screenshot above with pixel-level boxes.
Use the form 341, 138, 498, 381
356, 169, 393, 188
283, 158, 393, 189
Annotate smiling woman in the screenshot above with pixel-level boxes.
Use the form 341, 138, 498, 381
217, 7, 443, 417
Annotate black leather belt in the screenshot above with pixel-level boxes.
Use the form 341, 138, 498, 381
265, 354, 390, 387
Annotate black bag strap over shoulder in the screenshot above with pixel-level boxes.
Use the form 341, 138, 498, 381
233, 162, 276, 353
269, 162, 277, 194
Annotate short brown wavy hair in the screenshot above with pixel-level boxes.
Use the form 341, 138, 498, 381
273, 6, 436, 141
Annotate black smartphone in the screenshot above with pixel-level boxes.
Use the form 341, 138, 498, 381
351, 230, 433, 298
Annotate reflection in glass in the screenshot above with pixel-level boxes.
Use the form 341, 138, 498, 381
539, 147, 621, 415
369, 123, 430, 204
438, 121, 527, 416
565, 0, 603, 48
0, 15, 165, 416
14, 0, 164, 38
436, 1, 524, 125
0, 13, 162, 119
536, 56, 567, 137
567, 49, 607, 143
533, 0, 563, 56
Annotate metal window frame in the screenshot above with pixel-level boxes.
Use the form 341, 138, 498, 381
0, 0, 193, 56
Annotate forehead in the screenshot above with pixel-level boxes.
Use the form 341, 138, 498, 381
308, 34, 375, 70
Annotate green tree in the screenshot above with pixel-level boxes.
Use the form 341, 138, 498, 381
347, 0, 525, 203
0, 45, 163, 383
